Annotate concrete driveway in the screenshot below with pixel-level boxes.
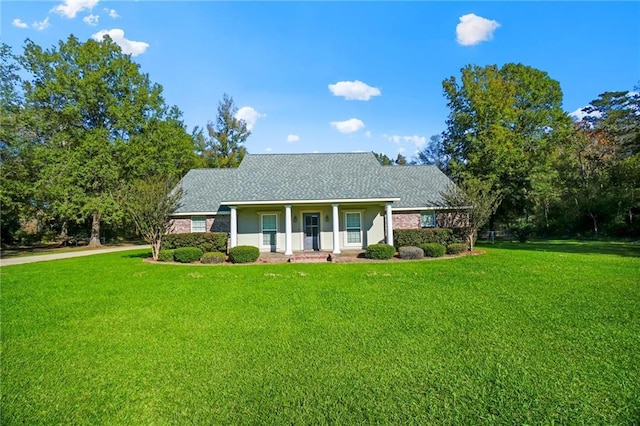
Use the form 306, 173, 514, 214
0, 245, 151, 267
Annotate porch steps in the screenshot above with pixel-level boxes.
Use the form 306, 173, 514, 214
288, 252, 337, 263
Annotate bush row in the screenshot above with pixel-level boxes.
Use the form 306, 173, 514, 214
157, 246, 259, 264
161, 232, 228, 253
393, 228, 462, 248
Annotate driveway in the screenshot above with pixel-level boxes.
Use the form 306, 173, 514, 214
0, 245, 151, 267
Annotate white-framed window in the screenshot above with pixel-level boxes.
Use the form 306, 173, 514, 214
420, 211, 436, 228
261, 213, 278, 248
345, 212, 362, 245
191, 216, 206, 233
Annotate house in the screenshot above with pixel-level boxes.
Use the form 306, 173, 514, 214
170, 152, 456, 254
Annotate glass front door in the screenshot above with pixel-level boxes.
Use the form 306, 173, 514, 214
303, 213, 320, 251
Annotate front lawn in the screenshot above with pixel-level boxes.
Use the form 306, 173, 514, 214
1, 241, 638, 424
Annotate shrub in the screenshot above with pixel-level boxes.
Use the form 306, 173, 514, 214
446, 243, 467, 255
421, 243, 446, 258
365, 244, 396, 260
228, 245, 260, 264
511, 222, 535, 243
157, 249, 175, 262
201, 251, 226, 264
173, 247, 204, 263
161, 232, 228, 253
394, 228, 456, 248
398, 246, 424, 260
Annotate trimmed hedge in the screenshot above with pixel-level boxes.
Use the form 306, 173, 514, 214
446, 243, 467, 255
228, 245, 260, 264
174, 247, 204, 263
201, 251, 226, 264
365, 244, 396, 260
394, 228, 457, 248
421, 243, 446, 258
157, 249, 175, 262
161, 232, 228, 253
398, 246, 424, 260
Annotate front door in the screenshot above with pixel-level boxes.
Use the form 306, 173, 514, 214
303, 213, 320, 251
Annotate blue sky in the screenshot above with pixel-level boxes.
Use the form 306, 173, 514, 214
3, 1, 639, 159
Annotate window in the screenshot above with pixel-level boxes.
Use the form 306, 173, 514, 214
345, 212, 362, 245
191, 216, 206, 233
261, 214, 277, 248
420, 211, 436, 228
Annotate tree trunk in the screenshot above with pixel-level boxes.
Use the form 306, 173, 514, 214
151, 239, 162, 261
59, 220, 68, 246
88, 211, 101, 247
589, 212, 599, 238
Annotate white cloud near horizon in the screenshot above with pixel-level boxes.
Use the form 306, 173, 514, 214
235, 106, 265, 131
286, 134, 300, 143
456, 13, 500, 46
328, 80, 381, 101
384, 134, 427, 150
52, 0, 99, 18
83, 14, 99, 26
33, 17, 50, 31
330, 118, 365, 134
12, 18, 28, 28
92, 29, 149, 56
570, 106, 603, 121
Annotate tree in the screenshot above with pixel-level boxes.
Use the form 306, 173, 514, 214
120, 175, 183, 261
373, 152, 394, 166
19, 35, 196, 246
440, 179, 503, 251
199, 94, 250, 168
395, 153, 408, 165
441, 63, 571, 223
415, 134, 449, 170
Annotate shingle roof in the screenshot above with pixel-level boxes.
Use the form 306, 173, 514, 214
174, 152, 452, 214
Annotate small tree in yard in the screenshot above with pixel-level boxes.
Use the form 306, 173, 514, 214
440, 179, 503, 251
121, 176, 182, 261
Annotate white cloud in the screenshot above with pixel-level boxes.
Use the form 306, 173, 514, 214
92, 29, 149, 56
33, 17, 50, 31
328, 80, 381, 101
570, 106, 603, 122
365, 131, 371, 138
105, 8, 120, 18
286, 134, 300, 143
235, 106, 265, 131
83, 14, 99, 26
398, 147, 407, 154
52, 0, 99, 18
330, 118, 365, 134
456, 13, 500, 46
385, 134, 427, 148
265, 147, 272, 152
12, 18, 28, 28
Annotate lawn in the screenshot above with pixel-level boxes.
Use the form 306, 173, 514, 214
1, 241, 639, 424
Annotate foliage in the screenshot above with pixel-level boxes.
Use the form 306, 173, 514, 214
201, 251, 226, 264
161, 232, 228, 253
364, 243, 396, 259
393, 228, 455, 248
446, 243, 467, 255
196, 93, 250, 168
398, 246, 424, 260
440, 179, 503, 250
373, 152, 394, 165
157, 249, 175, 262
414, 134, 449, 170
441, 63, 571, 222
1, 243, 639, 424
511, 221, 536, 243
420, 243, 446, 257
120, 176, 182, 261
228, 245, 260, 263
173, 247, 204, 263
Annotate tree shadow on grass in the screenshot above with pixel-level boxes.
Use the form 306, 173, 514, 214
122, 251, 152, 259
480, 240, 640, 258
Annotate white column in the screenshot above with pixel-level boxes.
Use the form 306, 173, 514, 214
332, 203, 340, 254
385, 203, 394, 246
230, 206, 238, 248
284, 205, 293, 255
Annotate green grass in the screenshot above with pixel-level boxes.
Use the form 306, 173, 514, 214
2, 241, 639, 424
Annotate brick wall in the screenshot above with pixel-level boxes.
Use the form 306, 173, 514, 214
392, 213, 421, 230
168, 215, 231, 234
169, 218, 191, 234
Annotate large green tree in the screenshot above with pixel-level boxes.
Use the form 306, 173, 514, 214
198, 93, 250, 168
18, 35, 197, 246
441, 63, 572, 223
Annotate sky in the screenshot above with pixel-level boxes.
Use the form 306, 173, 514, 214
2, 1, 639, 159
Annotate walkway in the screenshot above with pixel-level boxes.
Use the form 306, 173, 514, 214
0, 245, 151, 267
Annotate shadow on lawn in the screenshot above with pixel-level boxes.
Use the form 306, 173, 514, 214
482, 240, 640, 258
122, 251, 152, 259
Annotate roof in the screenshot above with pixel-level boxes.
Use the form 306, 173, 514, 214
173, 152, 452, 214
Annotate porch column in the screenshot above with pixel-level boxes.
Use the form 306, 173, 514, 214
385, 203, 394, 246
230, 206, 238, 248
284, 204, 293, 255
332, 203, 340, 254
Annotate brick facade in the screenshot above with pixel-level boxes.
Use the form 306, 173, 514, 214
392, 213, 422, 230
168, 215, 231, 234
